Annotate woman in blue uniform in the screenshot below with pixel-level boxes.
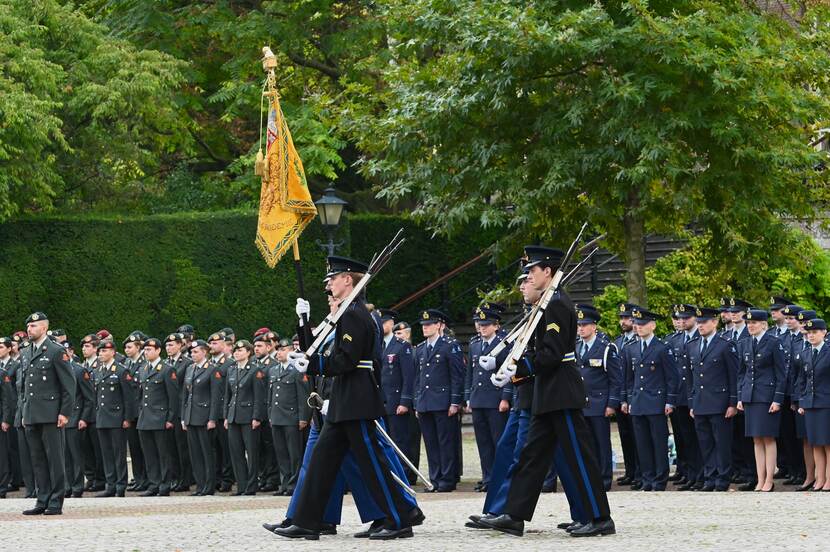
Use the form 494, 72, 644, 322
797, 318, 830, 491
736, 309, 785, 492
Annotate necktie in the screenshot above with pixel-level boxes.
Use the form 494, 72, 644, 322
700, 338, 708, 356
813, 348, 819, 366
641, 340, 647, 355
752, 337, 759, 356
580, 342, 588, 358
427, 344, 434, 358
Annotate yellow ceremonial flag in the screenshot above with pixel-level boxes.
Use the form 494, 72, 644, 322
255, 87, 317, 268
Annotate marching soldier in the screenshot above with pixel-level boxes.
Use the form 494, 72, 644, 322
575, 305, 621, 491
414, 309, 465, 492
666, 304, 703, 490
275, 256, 416, 540
224, 339, 266, 495
687, 307, 739, 491
379, 309, 417, 483
621, 308, 679, 492
209, 331, 235, 492
465, 304, 511, 493
21, 312, 75, 515
614, 303, 640, 487
267, 337, 311, 496
64, 342, 94, 498
93, 341, 137, 497
181, 339, 223, 496
477, 246, 612, 538
165, 333, 194, 492
137, 338, 179, 496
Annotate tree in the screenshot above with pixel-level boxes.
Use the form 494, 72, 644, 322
349, 0, 830, 305
0, 0, 191, 218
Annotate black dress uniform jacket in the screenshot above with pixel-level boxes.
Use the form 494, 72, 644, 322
181, 360, 223, 426
137, 360, 179, 430
21, 338, 75, 425
321, 300, 386, 423
517, 291, 584, 414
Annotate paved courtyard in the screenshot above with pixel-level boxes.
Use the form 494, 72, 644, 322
0, 489, 826, 551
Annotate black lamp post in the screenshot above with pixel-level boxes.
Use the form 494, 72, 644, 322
314, 187, 348, 256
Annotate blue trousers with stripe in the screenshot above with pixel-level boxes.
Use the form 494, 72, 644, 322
504, 409, 610, 522
290, 418, 415, 530
484, 409, 587, 524
286, 418, 416, 525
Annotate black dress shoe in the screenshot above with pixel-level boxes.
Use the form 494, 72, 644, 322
783, 477, 799, 485
96, 490, 116, 498
692, 481, 705, 490
668, 473, 682, 482
436, 486, 455, 493
71, 492, 83, 498
190, 491, 203, 497
700, 485, 715, 492
263, 522, 280, 533
566, 521, 585, 533
796, 481, 815, 491
260, 484, 276, 493
410, 507, 425, 526
369, 526, 413, 540
140, 489, 158, 497
43, 508, 63, 516
677, 482, 695, 491
541, 484, 557, 493
83, 482, 94, 491
274, 525, 320, 540
478, 514, 524, 537
673, 477, 688, 486
354, 519, 385, 538
64, 490, 72, 498
616, 476, 632, 485
320, 523, 337, 535
218, 483, 233, 492
738, 482, 756, 491
115, 490, 125, 498
715, 486, 730, 492
630, 481, 643, 490
25, 492, 37, 499
556, 522, 572, 530
465, 515, 487, 529
476, 484, 488, 493
158, 490, 170, 497
23, 506, 46, 515
423, 486, 436, 493
172, 484, 189, 492
773, 470, 788, 480
570, 518, 616, 537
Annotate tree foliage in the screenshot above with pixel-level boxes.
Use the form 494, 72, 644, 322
0, 0, 190, 219
349, 0, 830, 302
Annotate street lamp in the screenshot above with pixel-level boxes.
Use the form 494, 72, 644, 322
314, 187, 348, 255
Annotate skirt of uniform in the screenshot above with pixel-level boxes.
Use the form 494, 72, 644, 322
744, 402, 781, 438
805, 408, 830, 446
796, 410, 807, 439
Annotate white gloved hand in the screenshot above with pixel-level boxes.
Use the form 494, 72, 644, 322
288, 351, 309, 373
296, 298, 311, 324
321, 399, 330, 416
502, 362, 517, 379
479, 355, 497, 371
491, 371, 510, 388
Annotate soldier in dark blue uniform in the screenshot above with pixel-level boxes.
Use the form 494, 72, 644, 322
774, 301, 803, 485
725, 298, 756, 486
621, 308, 678, 491
737, 309, 786, 492
687, 307, 739, 491
465, 304, 511, 493
414, 309, 464, 492
796, 318, 830, 491
614, 302, 640, 487
576, 306, 621, 491
378, 309, 416, 481
782, 305, 809, 487
666, 304, 703, 490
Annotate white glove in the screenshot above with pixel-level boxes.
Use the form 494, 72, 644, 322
321, 399, 330, 416
502, 362, 517, 379
296, 298, 311, 324
479, 355, 497, 371
288, 351, 309, 373
491, 372, 510, 388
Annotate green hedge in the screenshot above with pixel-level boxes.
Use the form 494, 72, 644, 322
0, 211, 510, 342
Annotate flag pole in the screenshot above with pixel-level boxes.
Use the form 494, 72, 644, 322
292, 239, 308, 321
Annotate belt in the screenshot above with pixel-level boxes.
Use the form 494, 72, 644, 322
562, 352, 576, 363
357, 360, 374, 369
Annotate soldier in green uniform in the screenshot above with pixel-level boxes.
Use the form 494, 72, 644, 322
64, 341, 94, 498
181, 339, 223, 496
209, 331, 235, 492
0, 337, 14, 496
224, 339, 266, 495
137, 338, 179, 496
254, 329, 280, 493
79, 334, 106, 492
9, 332, 34, 498
123, 333, 148, 492
94, 341, 137, 497
21, 312, 76, 515
165, 333, 194, 492
267, 337, 311, 496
